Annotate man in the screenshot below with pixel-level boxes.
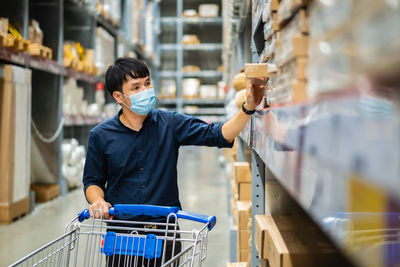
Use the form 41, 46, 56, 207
83, 57, 264, 265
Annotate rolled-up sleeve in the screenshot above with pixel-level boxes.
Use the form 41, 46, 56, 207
172, 112, 234, 148
82, 130, 107, 195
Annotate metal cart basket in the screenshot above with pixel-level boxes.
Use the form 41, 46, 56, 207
10, 204, 217, 267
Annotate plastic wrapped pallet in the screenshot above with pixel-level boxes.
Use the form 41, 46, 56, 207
275, 9, 308, 67
0, 65, 31, 223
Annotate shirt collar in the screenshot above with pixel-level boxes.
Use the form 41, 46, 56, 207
116, 109, 157, 133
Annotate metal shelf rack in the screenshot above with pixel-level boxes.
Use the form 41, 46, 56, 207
227, 1, 400, 267
155, 0, 224, 117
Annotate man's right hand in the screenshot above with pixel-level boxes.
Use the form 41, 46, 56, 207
88, 200, 113, 219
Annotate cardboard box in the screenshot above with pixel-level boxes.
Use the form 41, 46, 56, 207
28, 43, 42, 56
226, 263, 247, 267
0, 17, 9, 34
245, 63, 269, 78
237, 201, 251, 230
278, 0, 309, 26
255, 215, 341, 267
238, 182, 252, 201
199, 4, 219, 18
238, 248, 250, 262
5, 33, 15, 47
0, 65, 31, 207
233, 162, 252, 183
239, 229, 250, 250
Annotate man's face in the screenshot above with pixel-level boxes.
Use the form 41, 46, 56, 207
114, 75, 153, 107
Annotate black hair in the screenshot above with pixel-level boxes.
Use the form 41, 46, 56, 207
105, 57, 150, 96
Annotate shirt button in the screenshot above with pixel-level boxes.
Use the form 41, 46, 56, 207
142, 184, 146, 189
140, 167, 144, 171
138, 150, 142, 153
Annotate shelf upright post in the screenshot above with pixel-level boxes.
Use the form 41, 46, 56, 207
22, 0, 29, 39
153, 0, 161, 94
251, 149, 265, 267
58, 0, 67, 195
176, 0, 183, 113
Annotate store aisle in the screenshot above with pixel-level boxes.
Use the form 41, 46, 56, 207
0, 146, 229, 266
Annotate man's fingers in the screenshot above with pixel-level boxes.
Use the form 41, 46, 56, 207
89, 206, 94, 218
103, 205, 109, 219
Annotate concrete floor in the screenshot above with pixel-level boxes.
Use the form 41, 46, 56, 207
0, 146, 229, 266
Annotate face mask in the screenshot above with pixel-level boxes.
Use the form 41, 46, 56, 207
359, 95, 394, 117
123, 88, 156, 115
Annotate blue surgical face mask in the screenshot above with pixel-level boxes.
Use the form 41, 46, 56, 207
123, 88, 156, 115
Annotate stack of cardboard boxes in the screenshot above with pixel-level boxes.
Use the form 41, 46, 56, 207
0, 64, 32, 224
254, 214, 344, 267
27, 20, 52, 59
263, 0, 310, 106
230, 160, 252, 263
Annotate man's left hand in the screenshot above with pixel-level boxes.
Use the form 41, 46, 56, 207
245, 77, 266, 110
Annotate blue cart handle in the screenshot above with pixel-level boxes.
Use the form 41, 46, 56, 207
177, 211, 216, 231
78, 204, 217, 230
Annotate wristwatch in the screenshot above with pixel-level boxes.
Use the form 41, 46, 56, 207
241, 102, 256, 115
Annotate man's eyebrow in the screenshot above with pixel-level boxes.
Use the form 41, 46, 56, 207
130, 81, 140, 86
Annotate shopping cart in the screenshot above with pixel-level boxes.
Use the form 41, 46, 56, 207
9, 204, 217, 267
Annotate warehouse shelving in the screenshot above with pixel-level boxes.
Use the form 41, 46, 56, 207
160, 70, 223, 78
0, 0, 159, 200
156, 0, 225, 121
158, 98, 226, 106
226, 0, 400, 267
161, 17, 223, 25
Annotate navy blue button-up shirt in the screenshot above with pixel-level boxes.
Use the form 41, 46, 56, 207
83, 109, 233, 219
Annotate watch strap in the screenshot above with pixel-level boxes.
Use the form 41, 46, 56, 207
241, 102, 256, 115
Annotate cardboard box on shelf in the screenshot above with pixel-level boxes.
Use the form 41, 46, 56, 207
233, 162, 252, 183
278, 0, 310, 26
28, 43, 42, 57
29, 19, 43, 45
0, 17, 9, 34
199, 4, 219, 18
245, 63, 270, 78
255, 214, 341, 267
239, 229, 250, 250
238, 248, 250, 262
238, 182, 251, 201
182, 9, 198, 18
276, 34, 308, 67
0, 32, 7, 46
226, 263, 247, 267
5, 34, 15, 47
236, 201, 251, 230
182, 35, 200, 45
0, 65, 31, 224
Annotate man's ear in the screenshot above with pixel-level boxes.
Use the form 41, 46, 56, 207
113, 91, 123, 104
